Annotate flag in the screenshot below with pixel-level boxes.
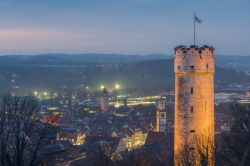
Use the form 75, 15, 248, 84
194, 14, 202, 24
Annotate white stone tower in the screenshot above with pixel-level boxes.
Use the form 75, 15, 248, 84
174, 45, 215, 165
155, 96, 167, 132
100, 88, 109, 112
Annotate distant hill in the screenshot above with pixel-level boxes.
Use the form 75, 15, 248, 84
0, 53, 170, 64
0, 54, 249, 95
216, 55, 250, 72
2, 54, 250, 69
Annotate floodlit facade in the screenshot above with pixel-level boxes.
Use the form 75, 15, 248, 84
115, 128, 148, 153
57, 130, 86, 145
155, 97, 167, 132
126, 128, 148, 151
174, 45, 215, 165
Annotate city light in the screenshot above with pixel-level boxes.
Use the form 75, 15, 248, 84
33, 91, 38, 96
43, 92, 48, 96
115, 84, 120, 90
53, 93, 58, 97
100, 85, 105, 90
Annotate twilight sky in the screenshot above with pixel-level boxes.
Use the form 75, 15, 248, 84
0, 0, 249, 55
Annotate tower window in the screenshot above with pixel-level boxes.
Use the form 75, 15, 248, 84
189, 147, 195, 151
178, 66, 181, 70
161, 113, 165, 118
190, 65, 195, 69
190, 130, 196, 133
191, 106, 193, 113
191, 87, 193, 94
206, 63, 209, 69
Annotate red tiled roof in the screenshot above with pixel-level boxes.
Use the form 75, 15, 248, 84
43, 114, 73, 126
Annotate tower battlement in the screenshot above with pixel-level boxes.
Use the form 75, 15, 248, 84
174, 45, 214, 56
174, 45, 215, 73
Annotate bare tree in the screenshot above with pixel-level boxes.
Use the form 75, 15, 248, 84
0, 94, 59, 166
88, 141, 113, 166
175, 145, 196, 166
216, 102, 250, 166
175, 132, 214, 166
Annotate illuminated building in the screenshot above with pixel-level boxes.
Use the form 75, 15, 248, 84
126, 128, 147, 151
56, 130, 86, 145
100, 88, 109, 112
114, 108, 131, 117
155, 96, 167, 132
113, 98, 132, 117
174, 45, 215, 165
246, 91, 250, 97
237, 97, 250, 104
115, 128, 148, 153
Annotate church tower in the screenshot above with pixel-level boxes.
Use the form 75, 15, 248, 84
155, 96, 167, 132
174, 45, 215, 165
100, 88, 109, 112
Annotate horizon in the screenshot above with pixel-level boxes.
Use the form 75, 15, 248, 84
1, 52, 250, 57
0, 0, 249, 55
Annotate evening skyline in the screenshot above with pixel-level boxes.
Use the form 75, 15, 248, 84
0, 0, 249, 55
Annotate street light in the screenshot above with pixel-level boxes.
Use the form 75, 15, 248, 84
115, 84, 120, 90
33, 91, 38, 96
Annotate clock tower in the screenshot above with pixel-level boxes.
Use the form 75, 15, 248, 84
155, 96, 167, 132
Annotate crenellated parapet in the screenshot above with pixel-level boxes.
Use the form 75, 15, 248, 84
174, 45, 215, 73
174, 45, 215, 56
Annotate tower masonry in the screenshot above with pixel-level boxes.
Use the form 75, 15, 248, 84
174, 45, 215, 165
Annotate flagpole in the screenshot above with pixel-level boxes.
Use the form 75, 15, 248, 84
194, 12, 196, 46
